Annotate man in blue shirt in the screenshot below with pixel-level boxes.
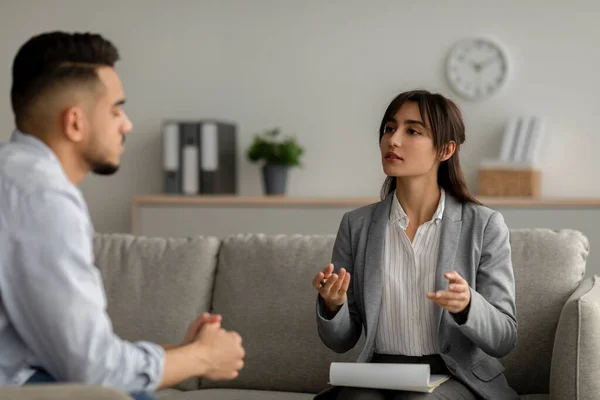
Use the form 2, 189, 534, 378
0, 31, 245, 399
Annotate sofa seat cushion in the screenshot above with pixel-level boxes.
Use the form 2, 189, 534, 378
157, 389, 314, 400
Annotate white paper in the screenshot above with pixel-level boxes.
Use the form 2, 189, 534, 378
329, 363, 450, 393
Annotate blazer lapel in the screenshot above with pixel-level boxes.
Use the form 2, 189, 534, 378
363, 194, 393, 337
435, 194, 463, 331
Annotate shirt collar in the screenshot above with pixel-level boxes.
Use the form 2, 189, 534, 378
10, 129, 60, 164
390, 188, 446, 229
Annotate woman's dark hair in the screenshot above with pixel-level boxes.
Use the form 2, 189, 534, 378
379, 89, 480, 205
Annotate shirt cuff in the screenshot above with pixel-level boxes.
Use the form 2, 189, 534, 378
134, 341, 166, 392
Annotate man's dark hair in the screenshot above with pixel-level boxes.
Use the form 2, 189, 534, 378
11, 31, 119, 131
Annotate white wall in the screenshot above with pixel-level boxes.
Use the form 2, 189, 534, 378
0, 0, 599, 234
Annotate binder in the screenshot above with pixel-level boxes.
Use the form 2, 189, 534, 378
160, 119, 237, 195
162, 122, 180, 194
198, 121, 237, 194
180, 123, 200, 195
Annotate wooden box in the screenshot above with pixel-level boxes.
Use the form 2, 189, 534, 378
477, 168, 541, 198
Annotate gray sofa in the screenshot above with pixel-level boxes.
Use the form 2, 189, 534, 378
3, 229, 600, 400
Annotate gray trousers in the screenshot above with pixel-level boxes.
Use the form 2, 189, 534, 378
336, 378, 478, 400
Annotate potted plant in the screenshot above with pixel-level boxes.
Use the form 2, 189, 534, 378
247, 127, 304, 195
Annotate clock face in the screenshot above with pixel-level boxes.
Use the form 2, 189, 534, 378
446, 38, 509, 101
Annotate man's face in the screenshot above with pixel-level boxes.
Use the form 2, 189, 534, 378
82, 67, 132, 175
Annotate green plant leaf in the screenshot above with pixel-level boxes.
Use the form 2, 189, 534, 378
246, 128, 304, 167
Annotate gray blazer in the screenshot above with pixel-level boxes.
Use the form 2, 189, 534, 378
316, 193, 519, 400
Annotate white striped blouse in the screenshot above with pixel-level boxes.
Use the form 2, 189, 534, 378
374, 188, 446, 356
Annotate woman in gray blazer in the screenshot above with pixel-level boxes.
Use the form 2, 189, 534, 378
312, 90, 518, 400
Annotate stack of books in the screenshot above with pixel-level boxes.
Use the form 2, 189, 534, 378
477, 115, 546, 197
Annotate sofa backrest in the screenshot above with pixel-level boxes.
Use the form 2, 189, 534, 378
201, 234, 363, 393
93, 233, 221, 391
93, 229, 589, 395
501, 229, 588, 395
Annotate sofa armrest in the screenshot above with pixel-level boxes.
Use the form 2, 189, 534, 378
0, 385, 132, 400
550, 275, 600, 400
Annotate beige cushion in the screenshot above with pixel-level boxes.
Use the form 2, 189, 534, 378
0, 385, 131, 400
550, 275, 600, 400
500, 229, 588, 395
202, 234, 362, 393
93, 233, 221, 390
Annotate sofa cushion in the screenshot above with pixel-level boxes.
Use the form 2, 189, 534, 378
203, 234, 363, 393
93, 233, 221, 391
0, 385, 132, 400
157, 388, 313, 400
499, 229, 588, 395
550, 275, 600, 400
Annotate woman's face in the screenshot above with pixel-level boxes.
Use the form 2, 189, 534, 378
380, 101, 439, 179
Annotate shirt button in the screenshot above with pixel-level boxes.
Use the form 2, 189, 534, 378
442, 344, 451, 354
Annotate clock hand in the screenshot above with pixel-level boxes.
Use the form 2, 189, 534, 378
469, 61, 482, 72
480, 56, 498, 69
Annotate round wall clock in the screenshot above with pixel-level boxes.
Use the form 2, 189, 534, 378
446, 37, 509, 101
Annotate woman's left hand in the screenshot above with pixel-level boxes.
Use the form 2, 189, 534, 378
427, 271, 471, 314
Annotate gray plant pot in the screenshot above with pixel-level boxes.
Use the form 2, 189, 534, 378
262, 164, 289, 195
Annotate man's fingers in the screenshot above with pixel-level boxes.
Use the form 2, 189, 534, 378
206, 315, 222, 324
323, 263, 334, 276
201, 313, 221, 321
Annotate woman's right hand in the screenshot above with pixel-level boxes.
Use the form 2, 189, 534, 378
312, 263, 351, 315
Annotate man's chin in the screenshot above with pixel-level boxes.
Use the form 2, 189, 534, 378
92, 163, 119, 176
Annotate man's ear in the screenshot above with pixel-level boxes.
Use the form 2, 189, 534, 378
62, 106, 88, 143
440, 141, 456, 162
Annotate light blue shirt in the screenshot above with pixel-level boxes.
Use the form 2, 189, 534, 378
0, 130, 165, 392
